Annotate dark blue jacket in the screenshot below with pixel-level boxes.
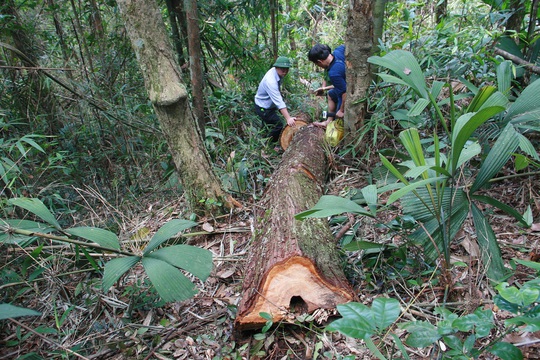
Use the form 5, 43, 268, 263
327, 45, 346, 111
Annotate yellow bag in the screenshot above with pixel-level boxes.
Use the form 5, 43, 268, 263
325, 119, 344, 146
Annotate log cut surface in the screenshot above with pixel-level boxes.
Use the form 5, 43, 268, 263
235, 125, 354, 331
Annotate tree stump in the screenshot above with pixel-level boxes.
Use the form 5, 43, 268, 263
235, 126, 355, 332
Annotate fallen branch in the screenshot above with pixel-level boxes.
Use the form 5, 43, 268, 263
494, 47, 540, 75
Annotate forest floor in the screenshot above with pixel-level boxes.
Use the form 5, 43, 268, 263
1, 149, 540, 360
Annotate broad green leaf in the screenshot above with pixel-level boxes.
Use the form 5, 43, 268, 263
142, 257, 198, 302
8, 198, 61, 230
455, 141, 481, 169
146, 244, 212, 281
508, 109, 540, 132
471, 123, 519, 193
496, 60, 513, 95
504, 78, 540, 122
399, 129, 426, 168
19, 135, 45, 153
471, 195, 527, 226
401, 321, 440, 348
379, 154, 409, 184
361, 185, 378, 215
513, 258, 540, 272
386, 177, 445, 206
452, 313, 480, 332
494, 295, 520, 314
66, 227, 120, 251
326, 317, 374, 340
143, 219, 197, 255
335, 302, 373, 321
496, 283, 540, 307
368, 50, 429, 99
407, 98, 430, 117
514, 154, 530, 171
430, 81, 445, 99
376, 73, 411, 88
371, 298, 401, 331
0, 219, 53, 245
404, 165, 432, 180
471, 203, 507, 281
0, 303, 41, 320
488, 342, 523, 360
327, 302, 374, 339
478, 91, 509, 110
295, 195, 372, 219
506, 316, 540, 332
102, 256, 141, 291
517, 132, 540, 161
342, 241, 395, 252
430, 165, 452, 177
441, 335, 463, 351
463, 334, 476, 353
451, 106, 505, 173
467, 85, 497, 112
407, 192, 469, 262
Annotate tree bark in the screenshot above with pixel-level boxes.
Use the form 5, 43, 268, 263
436, 0, 447, 24
235, 126, 354, 332
494, 47, 540, 75
270, 0, 278, 58
506, 0, 526, 35
526, 0, 539, 59
184, 0, 206, 131
372, 0, 386, 54
344, 0, 373, 133
46, 0, 73, 75
116, 0, 232, 215
165, 0, 186, 67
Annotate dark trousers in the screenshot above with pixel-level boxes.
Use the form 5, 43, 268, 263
254, 104, 284, 143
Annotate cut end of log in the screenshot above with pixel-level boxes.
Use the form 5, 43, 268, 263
235, 256, 353, 331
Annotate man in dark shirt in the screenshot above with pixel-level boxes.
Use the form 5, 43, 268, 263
308, 44, 346, 128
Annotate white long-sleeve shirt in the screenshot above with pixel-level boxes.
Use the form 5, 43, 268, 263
254, 67, 286, 110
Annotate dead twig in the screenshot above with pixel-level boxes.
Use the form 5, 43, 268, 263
9, 318, 90, 360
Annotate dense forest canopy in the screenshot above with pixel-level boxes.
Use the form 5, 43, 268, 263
1, 0, 540, 358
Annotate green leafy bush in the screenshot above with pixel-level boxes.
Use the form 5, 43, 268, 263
1, 197, 213, 303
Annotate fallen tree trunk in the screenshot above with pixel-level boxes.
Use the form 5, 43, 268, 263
235, 126, 355, 332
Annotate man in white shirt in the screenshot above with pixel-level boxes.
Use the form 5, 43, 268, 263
254, 56, 296, 143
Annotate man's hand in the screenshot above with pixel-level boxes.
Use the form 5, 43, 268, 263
336, 109, 344, 118
313, 87, 325, 96
286, 117, 297, 127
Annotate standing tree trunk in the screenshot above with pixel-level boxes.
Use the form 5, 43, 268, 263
235, 126, 354, 331
525, 0, 539, 59
372, 0, 386, 55
436, 0, 448, 24
506, 0, 526, 36
116, 0, 231, 215
270, 0, 279, 58
344, 0, 373, 133
166, 0, 187, 67
46, 0, 73, 76
88, 0, 104, 40
286, 0, 297, 52
184, 0, 206, 131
